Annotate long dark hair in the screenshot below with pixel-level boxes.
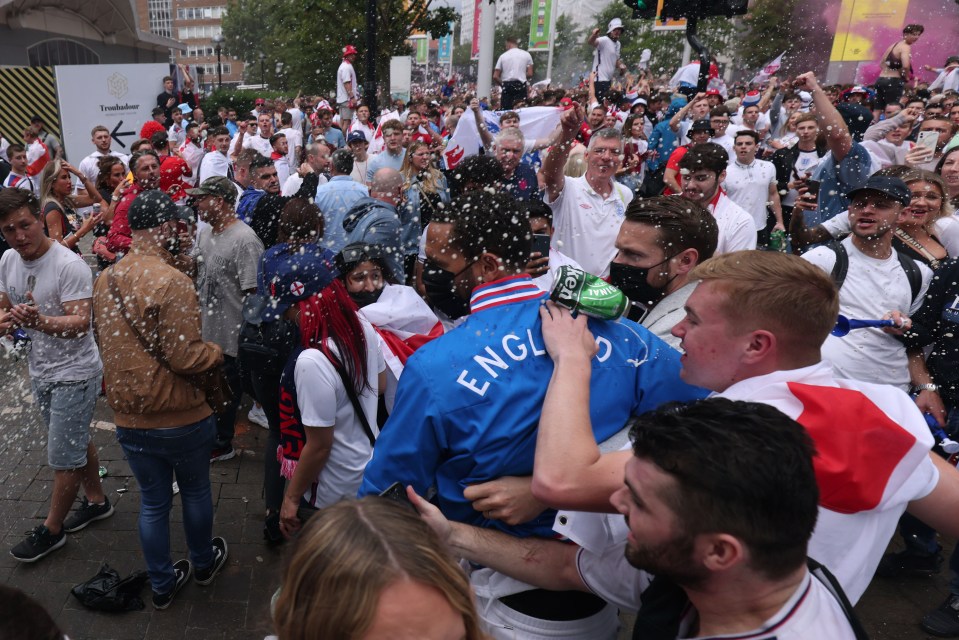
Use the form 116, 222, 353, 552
296, 280, 370, 394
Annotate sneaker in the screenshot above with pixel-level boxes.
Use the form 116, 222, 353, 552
210, 446, 236, 463
194, 537, 228, 585
153, 559, 192, 610
922, 594, 959, 637
248, 404, 269, 429
10, 525, 66, 563
63, 497, 115, 533
263, 512, 283, 545
876, 548, 943, 578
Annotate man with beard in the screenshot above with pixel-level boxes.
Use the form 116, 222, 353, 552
244, 154, 320, 248
801, 175, 930, 390
543, 105, 633, 277
411, 397, 865, 639
512, 251, 955, 609
675, 142, 756, 254
606, 197, 717, 348
359, 190, 704, 638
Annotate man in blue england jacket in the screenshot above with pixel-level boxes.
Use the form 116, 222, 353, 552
360, 191, 706, 638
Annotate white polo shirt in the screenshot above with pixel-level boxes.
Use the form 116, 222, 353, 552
592, 36, 621, 82
723, 158, 777, 230
545, 175, 632, 277
230, 132, 272, 158
495, 47, 534, 83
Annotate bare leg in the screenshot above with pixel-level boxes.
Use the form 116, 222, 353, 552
81, 441, 106, 503
44, 468, 84, 534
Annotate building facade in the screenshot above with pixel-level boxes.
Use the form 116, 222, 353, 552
135, 0, 245, 88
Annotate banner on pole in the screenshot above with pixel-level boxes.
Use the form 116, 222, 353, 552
750, 51, 786, 84
829, 0, 909, 62
438, 22, 454, 63
528, 0, 554, 51
471, 0, 482, 60
413, 36, 429, 65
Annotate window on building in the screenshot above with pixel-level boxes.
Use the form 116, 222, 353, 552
176, 6, 227, 20
177, 25, 223, 40
148, 0, 173, 38
27, 39, 100, 66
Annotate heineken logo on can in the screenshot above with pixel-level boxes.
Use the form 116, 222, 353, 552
550, 266, 630, 321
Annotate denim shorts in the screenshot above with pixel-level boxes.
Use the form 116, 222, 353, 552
32, 373, 102, 470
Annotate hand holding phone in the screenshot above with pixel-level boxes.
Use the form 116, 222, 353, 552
916, 130, 939, 152
379, 482, 416, 512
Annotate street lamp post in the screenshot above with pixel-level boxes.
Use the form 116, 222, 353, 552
259, 52, 266, 89
212, 34, 223, 88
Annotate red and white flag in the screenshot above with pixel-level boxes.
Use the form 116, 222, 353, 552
751, 51, 785, 85
368, 110, 400, 155
358, 284, 443, 378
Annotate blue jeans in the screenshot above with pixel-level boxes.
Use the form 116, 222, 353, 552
116, 417, 216, 594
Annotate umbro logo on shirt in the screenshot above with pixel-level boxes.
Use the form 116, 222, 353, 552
579, 203, 593, 210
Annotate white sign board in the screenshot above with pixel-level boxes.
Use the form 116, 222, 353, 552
390, 56, 412, 103
55, 63, 170, 163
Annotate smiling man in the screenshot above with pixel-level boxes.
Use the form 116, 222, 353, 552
543, 104, 633, 277
800, 174, 931, 390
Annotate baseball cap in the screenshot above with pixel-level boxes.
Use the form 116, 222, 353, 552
316, 100, 333, 113
559, 97, 573, 108
347, 130, 368, 144
128, 191, 177, 231
255, 98, 265, 105
847, 175, 912, 207
343, 44, 358, 56
741, 90, 761, 108
705, 89, 722, 97
849, 85, 869, 95
186, 176, 238, 205
260, 249, 338, 322
607, 18, 624, 34
631, 97, 648, 107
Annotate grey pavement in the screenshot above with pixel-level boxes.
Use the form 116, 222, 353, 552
0, 351, 955, 639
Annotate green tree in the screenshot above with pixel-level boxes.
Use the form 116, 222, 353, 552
222, 0, 456, 103
737, 0, 798, 74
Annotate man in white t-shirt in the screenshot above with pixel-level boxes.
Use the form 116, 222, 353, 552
2, 144, 37, 195
75, 125, 129, 201
336, 45, 360, 133
0, 189, 112, 563
521, 250, 956, 607
412, 394, 863, 640
347, 104, 375, 146
588, 18, 626, 103
493, 36, 534, 110
543, 105, 632, 277
230, 113, 274, 159
723, 129, 783, 245
676, 142, 757, 254
278, 112, 303, 168
199, 126, 233, 183
168, 109, 187, 148
801, 175, 931, 390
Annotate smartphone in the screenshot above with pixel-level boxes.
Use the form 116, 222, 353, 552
916, 131, 939, 152
378, 481, 415, 512
532, 234, 551, 258
805, 179, 821, 199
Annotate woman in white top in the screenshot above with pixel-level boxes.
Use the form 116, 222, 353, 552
277, 269, 386, 539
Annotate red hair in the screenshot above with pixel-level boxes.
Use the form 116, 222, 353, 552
296, 279, 370, 395
140, 120, 166, 141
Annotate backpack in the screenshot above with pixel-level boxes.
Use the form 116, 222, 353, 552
237, 294, 300, 377
828, 240, 922, 306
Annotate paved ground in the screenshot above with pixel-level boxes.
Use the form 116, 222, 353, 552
0, 352, 955, 639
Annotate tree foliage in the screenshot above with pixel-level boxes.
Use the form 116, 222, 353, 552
737, 0, 798, 73
221, 0, 456, 101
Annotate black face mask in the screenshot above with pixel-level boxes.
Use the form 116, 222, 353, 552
608, 258, 675, 320
422, 259, 473, 320
349, 287, 383, 308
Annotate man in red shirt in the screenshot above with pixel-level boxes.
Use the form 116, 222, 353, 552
662, 119, 713, 195
107, 150, 162, 257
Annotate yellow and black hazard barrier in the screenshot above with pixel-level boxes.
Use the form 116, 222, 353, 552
0, 66, 60, 147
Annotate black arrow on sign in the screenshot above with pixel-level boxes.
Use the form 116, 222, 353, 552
111, 120, 136, 148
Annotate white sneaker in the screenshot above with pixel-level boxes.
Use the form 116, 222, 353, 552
248, 404, 269, 429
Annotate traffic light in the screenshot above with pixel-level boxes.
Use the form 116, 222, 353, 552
623, 0, 658, 19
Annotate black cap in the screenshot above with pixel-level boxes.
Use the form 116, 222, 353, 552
847, 175, 912, 207
128, 191, 177, 230
30, 115, 43, 124
689, 119, 715, 135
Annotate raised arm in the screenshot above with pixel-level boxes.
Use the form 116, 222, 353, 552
587, 28, 601, 48
794, 71, 852, 162
542, 104, 584, 202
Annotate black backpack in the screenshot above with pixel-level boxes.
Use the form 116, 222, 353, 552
828, 240, 922, 305
237, 294, 300, 377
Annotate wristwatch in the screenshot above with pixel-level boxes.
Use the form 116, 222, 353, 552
913, 383, 938, 392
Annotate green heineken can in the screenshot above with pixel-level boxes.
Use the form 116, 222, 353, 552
550, 266, 630, 320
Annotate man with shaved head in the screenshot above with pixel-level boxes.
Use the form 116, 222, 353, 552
342, 167, 406, 283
